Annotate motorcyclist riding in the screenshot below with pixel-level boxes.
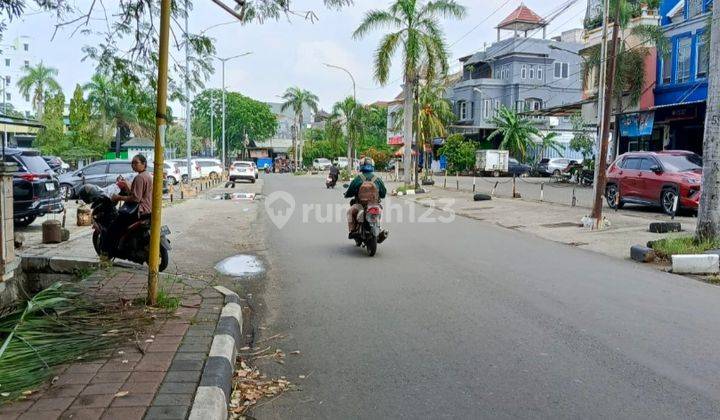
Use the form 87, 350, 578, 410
344, 157, 388, 241
329, 163, 340, 181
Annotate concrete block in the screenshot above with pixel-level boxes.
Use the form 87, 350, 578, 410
20, 255, 50, 272
703, 249, 720, 258
631, 245, 656, 263
48, 256, 99, 274
671, 254, 719, 274
649, 222, 682, 233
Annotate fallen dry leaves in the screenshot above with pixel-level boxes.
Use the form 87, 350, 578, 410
229, 359, 293, 418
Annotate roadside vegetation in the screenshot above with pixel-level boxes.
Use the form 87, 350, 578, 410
649, 236, 720, 259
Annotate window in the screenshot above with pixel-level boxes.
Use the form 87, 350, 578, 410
458, 101, 467, 120
662, 50, 672, 84
562, 62, 569, 78
529, 65, 535, 79
521, 64, 527, 79
697, 34, 708, 78
81, 163, 107, 176
639, 158, 657, 171
515, 100, 525, 112
23, 60, 29, 68
4, 76, 9, 85
677, 37, 692, 83
494, 100, 501, 116
4, 59, 9, 67
554, 62, 562, 78
688, 0, 703, 17
5, 93, 10, 101
537, 66, 543, 80
483, 99, 491, 119
525, 98, 542, 111
623, 158, 641, 170
23, 43, 28, 51
108, 162, 133, 174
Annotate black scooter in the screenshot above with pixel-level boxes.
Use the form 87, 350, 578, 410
79, 185, 172, 271
326, 173, 338, 188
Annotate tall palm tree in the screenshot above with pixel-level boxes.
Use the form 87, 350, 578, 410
16, 61, 61, 118
331, 96, 364, 167
280, 87, 319, 169
488, 106, 540, 163
353, 0, 466, 185
536, 132, 564, 163
83, 73, 114, 141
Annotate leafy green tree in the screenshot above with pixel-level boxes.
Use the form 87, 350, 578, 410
192, 89, 277, 157
65, 85, 105, 160
35, 92, 67, 156
536, 132, 564, 163
166, 124, 203, 157
439, 134, 475, 174
331, 96, 364, 163
356, 105, 391, 154
16, 61, 61, 118
569, 113, 595, 164
281, 87, 319, 169
354, 0, 466, 184
488, 106, 540, 163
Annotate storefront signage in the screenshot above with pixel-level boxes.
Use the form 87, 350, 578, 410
620, 111, 654, 137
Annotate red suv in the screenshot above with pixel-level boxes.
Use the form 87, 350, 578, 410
605, 150, 702, 215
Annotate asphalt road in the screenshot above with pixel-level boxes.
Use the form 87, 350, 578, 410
253, 174, 720, 419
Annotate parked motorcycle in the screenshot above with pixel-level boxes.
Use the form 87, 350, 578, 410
78, 184, 171, 271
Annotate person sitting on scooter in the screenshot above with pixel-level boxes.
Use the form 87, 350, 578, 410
344, 157, 387, 240
329, 163, 340, 182
103, 154, 153, 252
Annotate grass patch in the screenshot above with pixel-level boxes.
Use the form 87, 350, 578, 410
155, 290, 180, 310
649, 236, 720, 259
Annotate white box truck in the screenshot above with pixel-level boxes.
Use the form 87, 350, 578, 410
475, 150, 509, 177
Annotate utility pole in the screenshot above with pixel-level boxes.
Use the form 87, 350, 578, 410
215, 52, 252, 169
696, 0, 720, 241
184, 0, 192, 183
591, 0, 610, 213
147, 0, 171, 305
210, 95, 215, 157
590, 0, 621, 227
2, 76, 7, 149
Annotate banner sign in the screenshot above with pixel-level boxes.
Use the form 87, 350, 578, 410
620, 111, 654, 137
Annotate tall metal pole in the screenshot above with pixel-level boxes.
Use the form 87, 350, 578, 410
210, 95, 215, 157
147, 0, 171, 305
2, 77, 7, 149
324, 63, 356, 167
185, 0, 192, 183
221, 60, 226, 170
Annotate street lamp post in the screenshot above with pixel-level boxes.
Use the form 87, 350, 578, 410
215, 52, 252, 170
323, 63, 357, 168
184, 1, 192, 183
1, 76, 7, 150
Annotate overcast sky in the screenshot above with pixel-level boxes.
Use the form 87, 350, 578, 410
4, 0, 586, 112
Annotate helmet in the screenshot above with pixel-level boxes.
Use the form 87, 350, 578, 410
359, 157, 375, 173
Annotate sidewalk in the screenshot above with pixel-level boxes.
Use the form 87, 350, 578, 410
390, 181, 695, 261
0, 268, 223, 420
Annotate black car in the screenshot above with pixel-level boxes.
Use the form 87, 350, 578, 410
507, 158, 531, 177
4, 149, 64, 227
42, 156, 66, 174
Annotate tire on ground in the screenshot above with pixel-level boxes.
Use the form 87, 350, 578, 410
649, 222, 682, 233
473, 193, 491, 201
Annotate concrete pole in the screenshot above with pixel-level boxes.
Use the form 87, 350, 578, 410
591, 0, 610, 215
184, 1, 192, 183
210, 95, 215, 157
222, 60, 226, 170
2, 77, 6, 149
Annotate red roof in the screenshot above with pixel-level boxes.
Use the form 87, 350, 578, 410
497, 4, 545, 28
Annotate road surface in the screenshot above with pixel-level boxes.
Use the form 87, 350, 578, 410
252, 174, 720, 419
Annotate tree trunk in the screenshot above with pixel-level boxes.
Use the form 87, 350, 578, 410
292, 117, 298, 171
696, 3, 720, 241
590, 7, 621, 224
402, 78, 415, 185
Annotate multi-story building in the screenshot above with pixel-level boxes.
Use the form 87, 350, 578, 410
448, 5, 586, 159
649, 0, 713, 155
0, 36, 35, 117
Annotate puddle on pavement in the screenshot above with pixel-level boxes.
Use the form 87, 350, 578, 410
211, 192, 257, 201
215, 254, 264, 278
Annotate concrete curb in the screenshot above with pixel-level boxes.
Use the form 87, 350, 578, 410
188, 286, 242, 420
671, 254, 720, 274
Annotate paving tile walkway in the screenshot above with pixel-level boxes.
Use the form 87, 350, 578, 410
0, 269, 223, 420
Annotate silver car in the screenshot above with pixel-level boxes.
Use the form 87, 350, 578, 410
536, 158, 571, 177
